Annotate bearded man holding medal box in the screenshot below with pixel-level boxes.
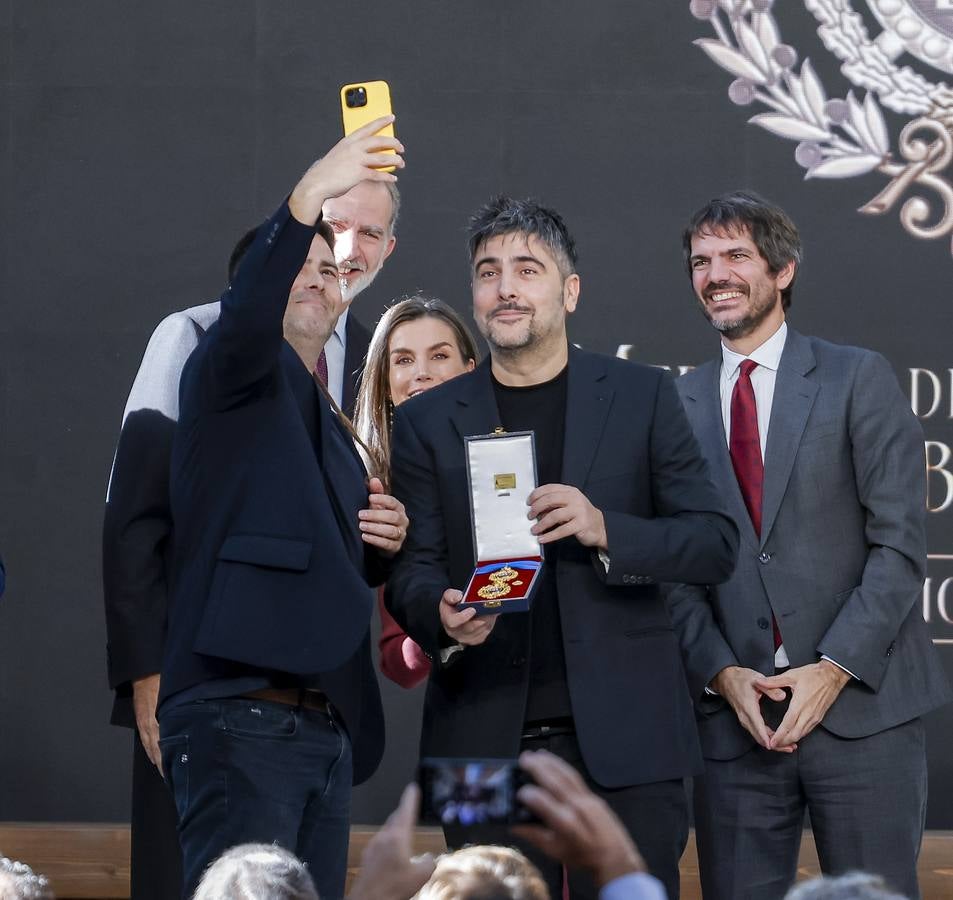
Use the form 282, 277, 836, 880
386, 195, 739, 900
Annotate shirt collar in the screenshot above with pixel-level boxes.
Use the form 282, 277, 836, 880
332, 307, 349, 345
721, 320, 787, 379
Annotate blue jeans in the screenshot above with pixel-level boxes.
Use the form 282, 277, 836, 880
159, 697, 353, 900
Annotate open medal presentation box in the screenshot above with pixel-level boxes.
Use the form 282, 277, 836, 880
462, 430, 543, 615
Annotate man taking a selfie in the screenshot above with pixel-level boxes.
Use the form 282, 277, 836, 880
156, 120, 407, 900
102, 135, 401, 900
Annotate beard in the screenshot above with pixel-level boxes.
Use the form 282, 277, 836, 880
339, 263, 381, 304
283, 310, 334, 348
701, 283, 780, 340
481, 306, 538, 351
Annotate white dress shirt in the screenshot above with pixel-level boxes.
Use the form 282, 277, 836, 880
719, 321, 787, 462
323, 307, 349, 408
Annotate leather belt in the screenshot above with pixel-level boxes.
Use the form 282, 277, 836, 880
241, 688, 329, 712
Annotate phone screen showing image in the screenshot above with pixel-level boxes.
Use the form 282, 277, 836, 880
419, 758, 533, 827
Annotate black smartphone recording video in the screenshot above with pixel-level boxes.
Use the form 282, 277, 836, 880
418, 758, 537, 827
344, 85, 368, 108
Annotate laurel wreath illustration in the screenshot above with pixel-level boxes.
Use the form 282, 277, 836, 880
690, 0, 953, 255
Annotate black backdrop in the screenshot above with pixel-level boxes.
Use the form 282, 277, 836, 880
1, 1, 951, 828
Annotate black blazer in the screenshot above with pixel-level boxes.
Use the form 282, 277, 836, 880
342, 313, 371, 419
161, 204, 386, 783
386, 348, 738, 788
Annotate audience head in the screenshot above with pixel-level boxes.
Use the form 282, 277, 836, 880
191, 843, 319, 900
783, 873, 908, 900
414, 845, 549, 900
355, 294, 478, 484
322, 180, 400, 304
0, 857, 54, 900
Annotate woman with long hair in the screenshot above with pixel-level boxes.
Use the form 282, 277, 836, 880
355, 295, 479, 687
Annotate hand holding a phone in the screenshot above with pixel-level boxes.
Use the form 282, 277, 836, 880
513, 750, 648, 889
288, 117, 404, 226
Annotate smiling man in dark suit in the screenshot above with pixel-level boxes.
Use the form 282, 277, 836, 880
386, 195, 738, 900
667, 191, 952, 900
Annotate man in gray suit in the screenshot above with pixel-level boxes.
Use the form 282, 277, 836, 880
667, 191, 952, 900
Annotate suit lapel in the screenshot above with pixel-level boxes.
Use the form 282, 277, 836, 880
279, 344, 364, 561
684, 360, 760, 549
760, 329, 818, 546
449, 359, 504, 443
561, 348, 612, 487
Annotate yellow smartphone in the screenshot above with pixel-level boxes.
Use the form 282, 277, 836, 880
340, 80, 395, 172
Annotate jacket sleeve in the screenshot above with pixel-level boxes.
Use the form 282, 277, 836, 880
816, 351, 927, 691
665, 581, 738, 705
601, 372, 739, 586
384, 404, 456, 662
378, 586, 431, 689
192, 204, 318, 412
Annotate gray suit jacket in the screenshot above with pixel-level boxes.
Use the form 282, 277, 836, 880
668, 328, 952, 760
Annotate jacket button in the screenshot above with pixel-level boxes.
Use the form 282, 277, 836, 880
511, 656, 526, 667
758, 552, 772, 564
886, 642, 895, 656
757, 617, 770, 630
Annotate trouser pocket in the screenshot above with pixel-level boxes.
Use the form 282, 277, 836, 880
158, 733, 190, 817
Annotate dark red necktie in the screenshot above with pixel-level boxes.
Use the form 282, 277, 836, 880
729, 360, 782, 650
315, 349, 329, 386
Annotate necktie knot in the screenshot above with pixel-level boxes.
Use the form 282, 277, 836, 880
739, 359, 758, 380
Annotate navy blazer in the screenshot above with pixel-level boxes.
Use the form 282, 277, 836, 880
386, 349, 738, 788
162, 204, 385, 783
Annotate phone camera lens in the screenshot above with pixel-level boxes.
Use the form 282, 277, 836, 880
346, 86, 368, 109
